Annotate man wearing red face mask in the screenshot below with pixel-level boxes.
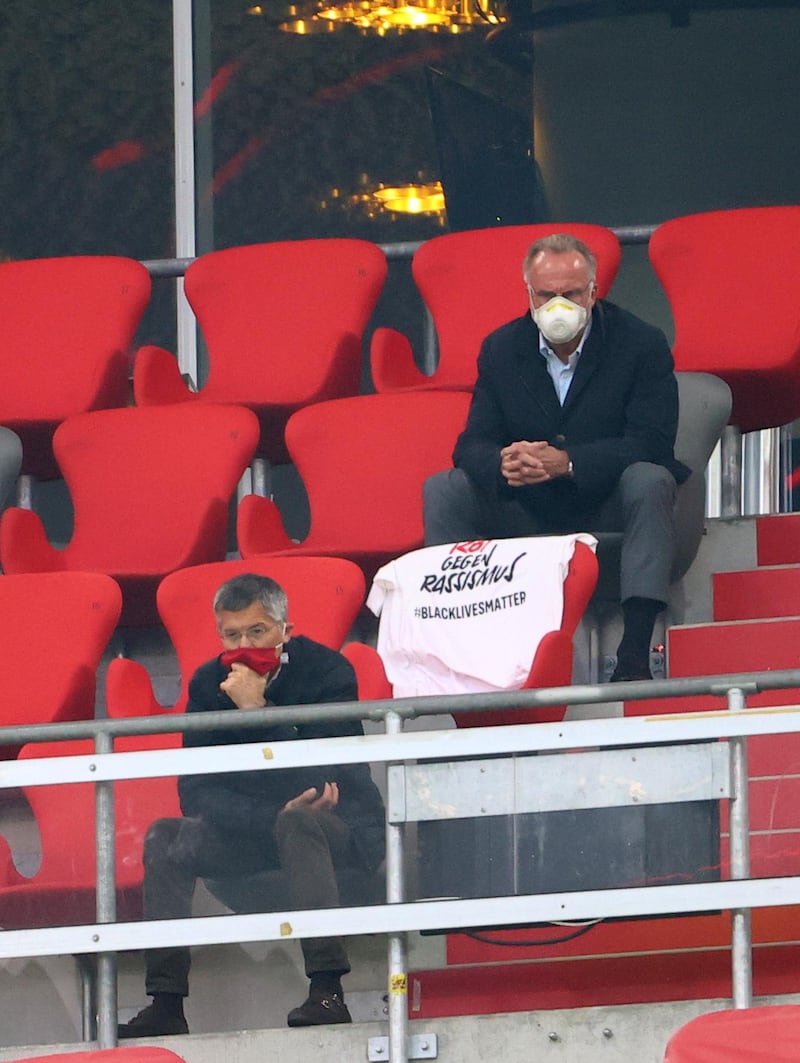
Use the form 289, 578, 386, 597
120, 573, 385, 1038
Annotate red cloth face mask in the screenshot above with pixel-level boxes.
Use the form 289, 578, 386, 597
220, 647, 284, 676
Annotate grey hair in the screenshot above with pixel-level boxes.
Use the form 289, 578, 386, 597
213, 573, 289, 623
522, 233, 597, 283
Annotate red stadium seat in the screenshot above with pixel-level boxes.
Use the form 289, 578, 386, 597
134, 239, 387, 464
105, 555, 366, 718
10, 1051, 187, 1063
663, 1005, 800, 1062
649, 206, 800, 433
370, 223, 621, 393
0, 571, 121, 758
236, 391, 473, 582
0, 404, 259, 625
341, 641, 393, 703
0, 255, 151, 479
0, 733, 181, 929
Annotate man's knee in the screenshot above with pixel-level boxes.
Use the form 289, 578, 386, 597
423, 468, 467, 520
423, 468, 484, 546
619, 462, 676, 507
143, 817, 185, 865
423, 469, 452, 508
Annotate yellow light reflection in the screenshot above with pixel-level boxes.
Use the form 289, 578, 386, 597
280, 0, 503, 34
372, 182, 446, 214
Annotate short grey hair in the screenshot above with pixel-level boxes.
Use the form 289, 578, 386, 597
522, 233, 597, 283
213, 573, 288, 623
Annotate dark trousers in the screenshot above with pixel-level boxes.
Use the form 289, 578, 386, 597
423, 462, 677, 604
143, 806, 355, 997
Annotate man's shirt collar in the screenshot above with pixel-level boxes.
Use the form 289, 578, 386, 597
537, 315, 593, 405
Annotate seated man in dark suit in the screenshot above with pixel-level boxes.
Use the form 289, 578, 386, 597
423, 233, 688, 681
120, 572, 385, 1037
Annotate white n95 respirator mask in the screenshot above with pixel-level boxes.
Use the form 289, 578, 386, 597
531, 295, 588, 345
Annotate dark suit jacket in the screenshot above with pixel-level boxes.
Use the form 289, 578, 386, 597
177, 634, 386, 873
453, 300, 690, 531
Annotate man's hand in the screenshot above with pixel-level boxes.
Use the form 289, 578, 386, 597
219, 662, 268, 710
501, 441, 571, 486
283, 781, 339, 811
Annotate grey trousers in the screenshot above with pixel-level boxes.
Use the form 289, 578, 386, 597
142, 806, 355, 997
0, 427, 22, 511
423, 463, 677, 605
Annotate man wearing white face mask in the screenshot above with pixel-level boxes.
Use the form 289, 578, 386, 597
120, 572, 385, 1038
424, 233, 689, 682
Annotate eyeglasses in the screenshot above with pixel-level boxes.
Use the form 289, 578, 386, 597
218, 620, 282, 646
526, 281, 595, 305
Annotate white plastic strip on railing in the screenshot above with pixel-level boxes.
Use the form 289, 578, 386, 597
0, 876, 799, 963
2, 702, 800, 791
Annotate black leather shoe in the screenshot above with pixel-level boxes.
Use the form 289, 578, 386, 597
287, 988, 352, 1027
610, 668, 652, 683
118, 1002, 189, 1039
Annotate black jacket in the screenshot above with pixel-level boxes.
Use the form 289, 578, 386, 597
178, 634, 386, 872
454, 300, 690, 530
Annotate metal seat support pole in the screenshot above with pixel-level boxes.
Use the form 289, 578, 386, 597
713, 421, 786, 521
15, 474, 33, 510
251, 457, 272, 499
385, 709, 409, 1063
421, 307, 438, 377
743, 427, 781, 515
780, 424, 793, 513
237, 460, 272, 505
720, 425, 742, 517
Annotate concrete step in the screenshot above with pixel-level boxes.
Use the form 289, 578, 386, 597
628, 614, 800, 885
413, 938, 800, 1017
757, 513, 800, 566
4, 1000, 798, 1063
713, 564, 800, 622
624, 615, 800, 716
668, 615, 800, 679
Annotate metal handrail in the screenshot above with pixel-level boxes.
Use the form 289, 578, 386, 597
139, 224, 660, 279
4, 668, 800, 1052
1, 665, 797, 751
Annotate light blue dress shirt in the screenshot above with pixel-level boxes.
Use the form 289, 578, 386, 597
538, 317, 593, 405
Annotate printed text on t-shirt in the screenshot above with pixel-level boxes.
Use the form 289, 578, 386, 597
419, 542, 528, 594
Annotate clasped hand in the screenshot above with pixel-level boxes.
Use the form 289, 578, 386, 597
501, 440, 570, 486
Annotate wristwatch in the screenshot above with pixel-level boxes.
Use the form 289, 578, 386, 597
566, 460, 574, 478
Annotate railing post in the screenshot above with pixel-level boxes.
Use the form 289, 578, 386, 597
385, 709, 408, 1063
94, 730, 119, 1047
172, 0, 198, 384
727, 686, 753, 1008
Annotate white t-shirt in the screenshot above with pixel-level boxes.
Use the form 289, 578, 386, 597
367, 534, 597, 698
